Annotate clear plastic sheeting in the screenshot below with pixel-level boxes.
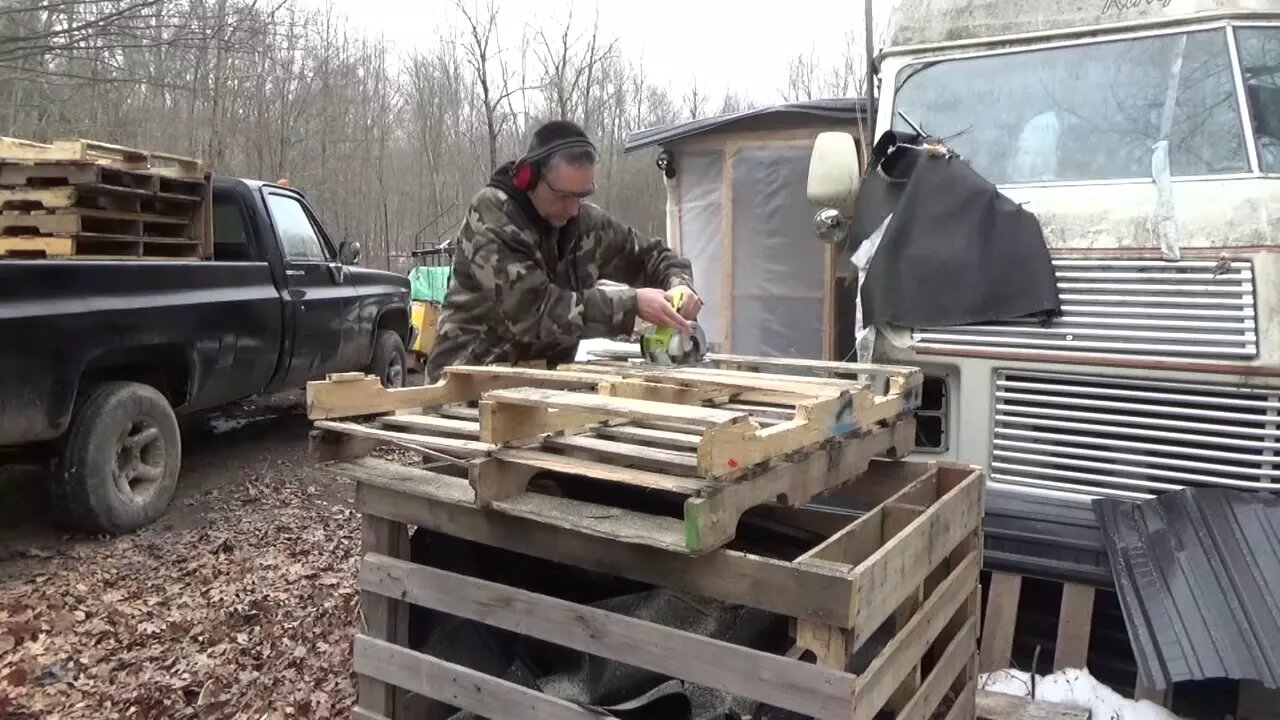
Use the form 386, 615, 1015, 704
729, 144, 825, 358
673, 150, 725, 347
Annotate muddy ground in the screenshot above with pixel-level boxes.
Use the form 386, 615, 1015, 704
0, 389, 379, 719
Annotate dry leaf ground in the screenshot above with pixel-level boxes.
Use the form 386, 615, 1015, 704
0, 392, 367, 719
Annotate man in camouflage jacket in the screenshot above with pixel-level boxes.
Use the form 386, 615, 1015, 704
426, 120, 701, 381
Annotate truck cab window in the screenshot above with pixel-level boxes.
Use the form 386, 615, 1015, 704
892, 28, 1246, 184
1236, 27, 1280, 173
266, 193, 330, 262
212, 194, 257, 262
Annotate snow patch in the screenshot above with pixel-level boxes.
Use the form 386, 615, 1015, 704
980, 668, 1184, 720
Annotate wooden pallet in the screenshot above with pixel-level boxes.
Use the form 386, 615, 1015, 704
0, 184, 202, 216
344, 456, 986, 720
979, 571, 1102, 676
0, 137, 213, 260
0, 136, 205, 179
308, 360, 922, 554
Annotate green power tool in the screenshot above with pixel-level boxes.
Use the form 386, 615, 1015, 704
640, 289, 708, 365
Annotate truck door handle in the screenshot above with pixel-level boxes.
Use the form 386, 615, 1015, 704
286, 269, 305, 277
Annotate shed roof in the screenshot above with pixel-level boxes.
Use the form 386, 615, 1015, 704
1094, 488, 1280, 691
622, 98, 869, 153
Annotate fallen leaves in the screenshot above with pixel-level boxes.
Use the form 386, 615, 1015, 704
0, 461, 361, 719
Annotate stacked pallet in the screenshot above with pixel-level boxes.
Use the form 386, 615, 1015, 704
0, 137, 212, 261
307, 355, 987, 720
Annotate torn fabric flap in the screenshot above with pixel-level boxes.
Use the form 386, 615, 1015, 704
852, 215, 890, 364
852, 130, 1062, 329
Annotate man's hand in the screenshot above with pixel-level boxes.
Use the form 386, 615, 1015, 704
667, 285, 702, 321
637, 288, 690, 331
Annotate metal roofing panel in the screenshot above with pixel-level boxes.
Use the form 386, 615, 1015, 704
1094, 488, 1280, 691
622, 98, 869, 153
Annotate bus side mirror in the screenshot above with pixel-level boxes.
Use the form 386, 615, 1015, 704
807, 131, 861, 217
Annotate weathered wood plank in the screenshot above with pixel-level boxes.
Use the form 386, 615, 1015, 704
482, 386, 749, 430
853, 551, 981, 720
541, 434, 699, 474
313, 420, 493, 459
359, 554, 858, 719
897, 617, 978, 720
490, 448, 710, 495
980, 573, 1024, 673
975, 689, 1092, 720
354, 635, 607, 720
306, 366, 610, 420
1054, 583, 1096, 671
356, 516, 409, 717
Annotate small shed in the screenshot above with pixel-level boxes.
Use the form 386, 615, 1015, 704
623, 99, 870, 361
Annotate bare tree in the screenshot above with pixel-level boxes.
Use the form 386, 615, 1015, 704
0, 0, 880, 267
455, 0, 532, 172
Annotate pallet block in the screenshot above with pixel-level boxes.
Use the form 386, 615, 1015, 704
340, 457, 986, 720
308, 359, 922, 553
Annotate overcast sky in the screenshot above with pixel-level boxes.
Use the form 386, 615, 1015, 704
306, 0, 898, 103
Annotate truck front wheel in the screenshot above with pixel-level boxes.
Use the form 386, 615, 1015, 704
367, 329, 407, 388
54, 381, 182, 534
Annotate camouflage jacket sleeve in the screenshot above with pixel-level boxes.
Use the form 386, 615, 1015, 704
585, 205, 696, 294
462, 202, 639, 343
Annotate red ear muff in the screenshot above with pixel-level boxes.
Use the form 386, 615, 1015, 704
512, 160, 536, 191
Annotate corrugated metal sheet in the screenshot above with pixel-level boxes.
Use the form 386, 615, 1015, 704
1094, 488, 1280, 691
913, 259, 1258, 361
622, 98, 868, 152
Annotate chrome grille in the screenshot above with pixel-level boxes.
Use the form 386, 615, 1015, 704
992, 371, 1280, 499
913, 259, 1257, 360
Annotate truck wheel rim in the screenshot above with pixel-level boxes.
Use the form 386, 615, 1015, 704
114, 418, 166, 501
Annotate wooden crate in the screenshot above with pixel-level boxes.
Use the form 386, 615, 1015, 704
307, 357, 922, 554
0, 137, 212, 260
337, 455, 986, 720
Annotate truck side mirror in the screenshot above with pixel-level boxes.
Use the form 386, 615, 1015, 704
807, 131, 862, 217
339, 240, 361, 265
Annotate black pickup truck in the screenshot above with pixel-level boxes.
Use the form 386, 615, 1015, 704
0, 176, 413, 534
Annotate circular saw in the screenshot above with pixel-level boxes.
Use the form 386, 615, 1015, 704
640, 289, 708, 366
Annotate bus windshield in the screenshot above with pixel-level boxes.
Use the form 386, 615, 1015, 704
891, 26, 1267, 184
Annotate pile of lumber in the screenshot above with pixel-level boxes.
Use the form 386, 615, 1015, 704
0, 137, 212, 261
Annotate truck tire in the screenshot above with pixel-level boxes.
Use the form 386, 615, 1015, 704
53, 381, 182, 535
367, 329, 407, 388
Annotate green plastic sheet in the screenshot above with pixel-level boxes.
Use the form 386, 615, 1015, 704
408, 266, 452, 304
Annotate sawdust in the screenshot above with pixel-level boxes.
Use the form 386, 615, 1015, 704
0, 450, 374, 719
